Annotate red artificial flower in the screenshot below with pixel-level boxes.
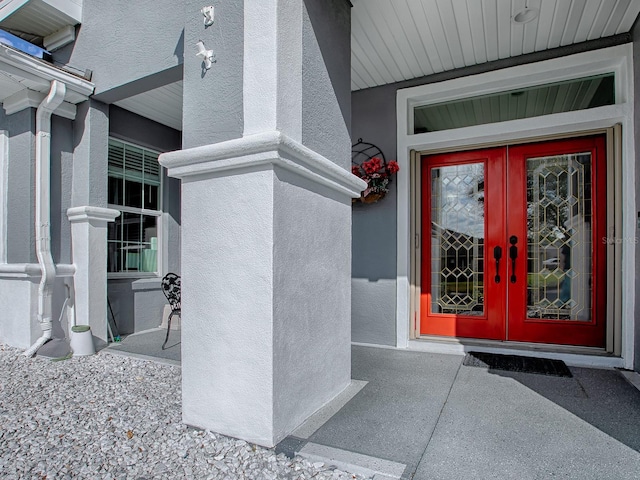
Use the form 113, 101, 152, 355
362, 157, 382, 174
352, 165, 362, 177
386, 160, 400, 174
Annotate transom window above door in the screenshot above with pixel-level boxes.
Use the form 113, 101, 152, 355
413, 73, 614, 134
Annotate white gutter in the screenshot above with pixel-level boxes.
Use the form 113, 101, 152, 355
0, 44, 94, 99
23, 80, 66, 357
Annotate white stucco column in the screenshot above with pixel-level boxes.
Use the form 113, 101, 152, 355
160, 132, 365, 447
170, 0, 360, 447
67, 206, 119, 348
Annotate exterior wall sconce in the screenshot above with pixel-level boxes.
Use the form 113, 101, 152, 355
202, 6, 215, 26
196, 40, 214, 69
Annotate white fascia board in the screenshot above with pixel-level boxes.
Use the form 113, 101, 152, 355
3, 88, 76, 118
0, 44, 93, 98
159, 131, 367, 198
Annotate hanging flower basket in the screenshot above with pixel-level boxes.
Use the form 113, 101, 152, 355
351, 138, 399, 205
360, 192, 386, 204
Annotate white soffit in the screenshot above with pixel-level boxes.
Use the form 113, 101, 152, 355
351, 0, 640, 91
0, 0, 82, 42
114, 81, 184, 132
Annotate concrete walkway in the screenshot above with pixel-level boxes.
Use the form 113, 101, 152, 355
280, 346, 640, 479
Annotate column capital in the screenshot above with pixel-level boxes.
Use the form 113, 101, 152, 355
159, 131, 366, 198
67, 206, 120, 224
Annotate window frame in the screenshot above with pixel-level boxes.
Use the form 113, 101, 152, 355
107, 137, 164, 279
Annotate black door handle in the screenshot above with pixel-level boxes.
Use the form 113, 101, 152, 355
493, 246, 502, 283
509, 235, 518, 283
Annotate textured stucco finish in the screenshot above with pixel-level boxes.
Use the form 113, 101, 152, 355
180, 167, 276, 445
51, 115, 75, 265
165, 0, 355, 445
0, 277, 38, 348
54, 0, 184, 96
0, 271, 74, 347
72, 100, 109, 209
302, 0, 351, 169
132, 278, 167, 332
351, 86, 398, 347
68, 206, 120, 347
182, 0, 243, 148
107, 279, 136, 335
174, 162, 353, 447
1, 108, 36, 264
352, 278, 397, 346
272, 167, 352, 440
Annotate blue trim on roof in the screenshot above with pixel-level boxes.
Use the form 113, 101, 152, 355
0, 29, 50, 60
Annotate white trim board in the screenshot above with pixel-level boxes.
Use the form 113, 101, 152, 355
395, 44, 635, 369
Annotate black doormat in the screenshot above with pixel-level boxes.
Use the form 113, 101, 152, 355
463, 351, 572, 377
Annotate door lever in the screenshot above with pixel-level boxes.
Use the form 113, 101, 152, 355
493, 246, 502, 283
509, 235, 518, 284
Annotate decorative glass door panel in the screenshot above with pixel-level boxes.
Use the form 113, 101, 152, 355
430, 163, 485, 316
421, 149, 506, 340
507, 137, 606, 346
526, 153, 592, 322
421, 137, 606, 347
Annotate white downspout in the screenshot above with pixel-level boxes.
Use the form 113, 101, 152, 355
23, 80, 66, 357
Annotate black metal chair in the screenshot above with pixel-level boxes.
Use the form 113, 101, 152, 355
161, 273, 181, 350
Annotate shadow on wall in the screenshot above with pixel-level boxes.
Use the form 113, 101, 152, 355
352, 180, 398, 282
107, 280, 135, 335
175, 29, 184, 64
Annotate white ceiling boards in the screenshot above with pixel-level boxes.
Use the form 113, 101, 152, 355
351, 0, 640, 91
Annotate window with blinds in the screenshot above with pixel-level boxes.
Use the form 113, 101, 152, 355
107, 138, 162, 275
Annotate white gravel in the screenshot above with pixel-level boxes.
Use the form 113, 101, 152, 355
0, 345, 369, 480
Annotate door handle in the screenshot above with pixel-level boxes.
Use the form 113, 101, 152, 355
493, 246, 502, 283
509, 235, 518, 284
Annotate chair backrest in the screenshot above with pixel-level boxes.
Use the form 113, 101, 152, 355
161, 273, 181, 311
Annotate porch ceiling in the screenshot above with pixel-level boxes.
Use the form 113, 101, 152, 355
114, 81, 183, 132
351, 0, 640, 91
96, 0, 640, 134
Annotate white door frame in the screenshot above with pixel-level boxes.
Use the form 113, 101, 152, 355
395, 44, 635, 369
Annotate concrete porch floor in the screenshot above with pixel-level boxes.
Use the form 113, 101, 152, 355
105, 339, 640, 479
281, 346, 640, 479
104, 328, 181, 365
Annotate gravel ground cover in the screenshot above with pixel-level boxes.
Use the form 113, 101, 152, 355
0, 345, 368, 480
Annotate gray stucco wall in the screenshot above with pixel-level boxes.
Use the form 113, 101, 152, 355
302, 0, 352, 169
351, 85, 399, 346
351, 34, 634, 347
107, 106, 182, 335
53, 0, 184, 97
182, 0, 244, 148
0, 108, 35, 264
50, 115, 74, 265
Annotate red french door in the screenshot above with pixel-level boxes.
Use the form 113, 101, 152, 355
420, 136, 606, 347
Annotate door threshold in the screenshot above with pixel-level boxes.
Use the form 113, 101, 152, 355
409, 336, 623, 369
